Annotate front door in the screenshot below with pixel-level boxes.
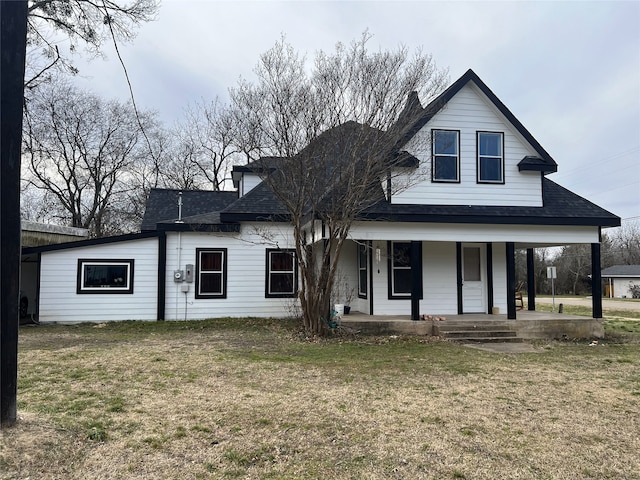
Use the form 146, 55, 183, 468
462, 245, 485, 313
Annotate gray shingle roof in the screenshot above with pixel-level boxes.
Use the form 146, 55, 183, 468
602, 265, 640, 277
141, 189, 238, 231
358, 178, 619, 227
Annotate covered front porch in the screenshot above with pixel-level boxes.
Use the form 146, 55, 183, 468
338, 310, 604, 340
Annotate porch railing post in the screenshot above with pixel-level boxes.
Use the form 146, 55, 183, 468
591, 242, 602, 318
410, 241, 421, 320
506, 242, 516, 320
526, 248, 536, 311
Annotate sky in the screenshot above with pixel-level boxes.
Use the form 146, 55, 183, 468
69, 0, 639, 223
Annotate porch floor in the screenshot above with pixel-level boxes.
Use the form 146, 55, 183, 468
339, 310, 604, 339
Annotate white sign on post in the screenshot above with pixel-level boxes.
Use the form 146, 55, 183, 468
547, 266, 557, 309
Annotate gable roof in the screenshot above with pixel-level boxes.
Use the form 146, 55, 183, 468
396, 69, 557, 174
141, 189, 238, 231
602, 265, 640, 277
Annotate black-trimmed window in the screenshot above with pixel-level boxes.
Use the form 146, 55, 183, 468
477, 131, 504, 183
432, 129, 460, 182
389, 242, 411, 297
77, 259, 134, 294
195, 248, 227, 298
266, 249, 297, 298
358, 242, 368, 298
388, 242, 423, 299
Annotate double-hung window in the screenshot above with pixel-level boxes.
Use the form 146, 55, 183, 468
266, 249, 297, 298
77, 259, 134, 294
389, 242, 411, 298
195, 248, 227, 298
432, 129, 460, 182
358, 242, 368, 298
477, 132, 504, 183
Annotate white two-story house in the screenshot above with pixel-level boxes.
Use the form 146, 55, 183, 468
22, 69, 619, 324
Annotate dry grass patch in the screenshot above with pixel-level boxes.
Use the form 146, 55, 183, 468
2, 318, 639, 479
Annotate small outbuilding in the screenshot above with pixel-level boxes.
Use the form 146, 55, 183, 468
601, 265, 640, 298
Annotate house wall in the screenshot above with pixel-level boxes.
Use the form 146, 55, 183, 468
491, 242, 508, 313
369, 241, 461, 316
38, 237, 159, 323
164, 223, 297, 320
333, 240, 359, 312
349, 222, 600, 246
611, 278, 640, 298
353, 240, 509, 316
392, 83, 542, 207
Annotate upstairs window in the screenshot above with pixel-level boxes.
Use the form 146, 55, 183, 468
77, 259, 134, 294
432, 129, 460, 182
477, 132, 504, 183
196, 248, 227, 298
266, 249, 297, 298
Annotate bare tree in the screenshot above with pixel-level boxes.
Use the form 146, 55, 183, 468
612, 221, 640, 265
25, 0, 159, 88
22, 80, 157, 236
230, 33, 449, 335
554, 244, 592, 295
173, 98, 242, 190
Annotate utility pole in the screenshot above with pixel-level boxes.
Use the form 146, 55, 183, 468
1, 0, 28, 426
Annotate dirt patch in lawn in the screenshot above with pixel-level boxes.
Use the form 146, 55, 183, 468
2, 319, 639, 479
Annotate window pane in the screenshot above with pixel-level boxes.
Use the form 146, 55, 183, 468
393, 242, 411, 267
434, 131, 457, 155
393, 269, 412, 294
358, 244, 367, 266
434, 156, 458, 180
359, 269, 367, 296
271, 252, 293, 271
479, 133, 501, 156
479, 157, 502, 182
201, 252, 222, 271
84, 265, 128, 288
463, 248, 481, 281
200, 273, 222, 294
271, 273, 294, 294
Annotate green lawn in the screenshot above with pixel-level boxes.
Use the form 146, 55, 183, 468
2, 318, 639, 479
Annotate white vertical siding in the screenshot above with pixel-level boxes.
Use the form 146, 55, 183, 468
164, 224, 297, 320
334, 240, 358, 309
422, 242, 459, 315
370, 241, 459, 316
491, 243, 508, 312
38, 237, 159, 323
392, 83, 543, 207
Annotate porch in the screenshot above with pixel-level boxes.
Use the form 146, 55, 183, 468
338, 310, 604, 340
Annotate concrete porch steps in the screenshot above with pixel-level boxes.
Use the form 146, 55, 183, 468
433, 321, 522, 343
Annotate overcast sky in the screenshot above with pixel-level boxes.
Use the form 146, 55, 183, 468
70, 0, 639, 223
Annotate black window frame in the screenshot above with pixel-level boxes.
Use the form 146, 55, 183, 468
432, 129, 461, 183
76, 259, 134, 294
358, 242, 368, 299
265, 248, 298, 298
477, 131, 505, 184
387, 242, 423, 300
195, 248, 227, 299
